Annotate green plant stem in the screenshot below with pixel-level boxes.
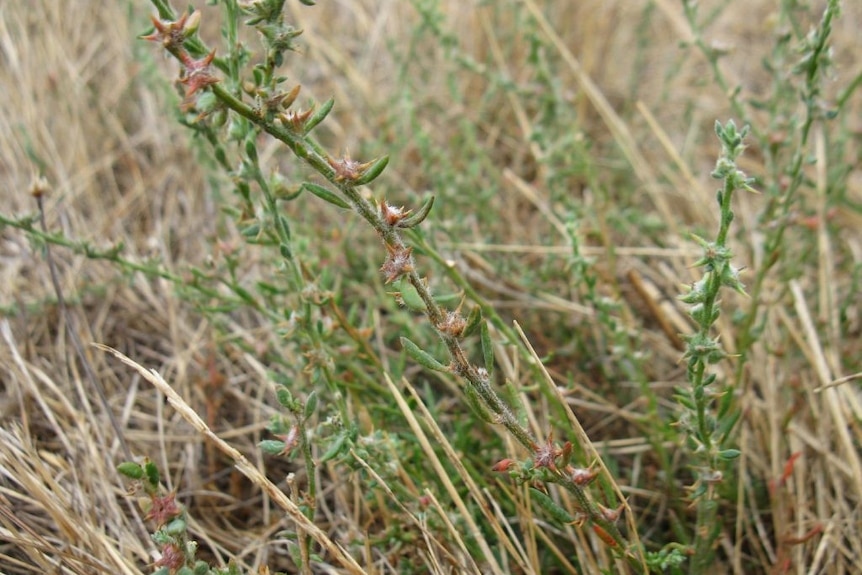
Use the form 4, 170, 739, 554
206, 46, 643, 573
692, 498, 719, 573
148, 6, 646, 569
680, 120, 752, 573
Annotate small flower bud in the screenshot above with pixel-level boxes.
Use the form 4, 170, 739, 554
597, 502, 625, 523
280, 84, 302, 109
435, 311, 466, 338
182, 10, 201, 38
326, 153, 360, 181
380, 243, 414, 284
279, 108, 314, 131
381, 200, 410, 226
567, 465, 598, 486
29, 176, 50, 198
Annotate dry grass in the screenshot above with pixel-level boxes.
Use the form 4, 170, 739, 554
1, 0, 860, 574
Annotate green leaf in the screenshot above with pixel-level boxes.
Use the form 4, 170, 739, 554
320, 431, 348, 463
165, 517, 187, 536
530, 488, 575, 524
259, 439, 286, 455
400, 337, 448, 372
288, 541, 303, 567
396, 195, 435, 228
117, 461, 144, 480
304, 390, 318, 419
280, 243, 292, 260
717, 408, 741, 441
398, 280, 427, 312
463, 305, 482, 338
718, 448, 741, 460
354, 155, 389, 186
301, 182, 350, 209
276, 388, 295, 409
144, 460, 161, 489
480, 321, 494, 377
463, 384, 496, 423
503, 379, 528, 427
304, 97, 334, 133
276, 214, 292, 241
244, 138, 258, 163
240, 223, 261, 238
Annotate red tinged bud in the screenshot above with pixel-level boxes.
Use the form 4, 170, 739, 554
532, 433, 563, 472
154, 543, 185, 571
145, 493, 182, 527
591, 524, 619, 548
141, 11, 193, 50
567, 466, 599, 486
492, 459, 516, 472
380, 200, 411, 226
436, 311, 466, 337
178, 50, 219, 97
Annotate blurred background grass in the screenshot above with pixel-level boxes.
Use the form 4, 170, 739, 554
1, 0, 860, 573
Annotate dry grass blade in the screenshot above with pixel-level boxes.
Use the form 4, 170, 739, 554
512, 321, 647, 572
93, 344, 368, 575
0, 425, 144, 575
518, 0, 677, 236
347, 449, 470, 575
382, 373, 521, 575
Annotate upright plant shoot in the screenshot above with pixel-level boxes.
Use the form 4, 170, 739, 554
678, 119, 753, 572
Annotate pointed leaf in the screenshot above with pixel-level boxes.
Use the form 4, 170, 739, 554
463, 384, 496, 423
480, 321, 494, 377
276, 388, 295, 409
304, 390, 318, 419
398, 280, 428, 312
320, 431, 348, 463
400, 337, 448, 372
396, 195, 435, 228
462, 305, 482, 338
530, 488, 575, 523
503, 379, 528, 427
718, 448, 741, 460
304, 96, 334, 134
301, 182, 350, 209
354, 155, 389, 186
259, 440, 287, 456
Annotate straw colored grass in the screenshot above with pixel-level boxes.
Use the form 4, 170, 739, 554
1, 0, 860, 573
